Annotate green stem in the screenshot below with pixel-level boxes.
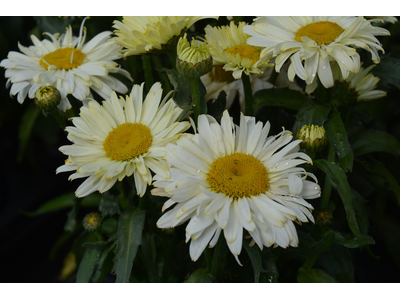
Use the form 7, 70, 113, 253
242, 73, 254, 115
190, 77, 206, 123
142, 54, 154, 92
303, 253, 319, 269
320, 144, 335, 208
95, 230, 104, 242
210, 235, 227, 278
49, 108, 66, 130
152, 55, 172, 92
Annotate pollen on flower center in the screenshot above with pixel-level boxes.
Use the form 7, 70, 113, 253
295, 21, 345, 45
224, 44, 260, 65
207, 153, 269, 199
40, 47, 85, 70
208, 65, 236, 83
103, 123, 153, 161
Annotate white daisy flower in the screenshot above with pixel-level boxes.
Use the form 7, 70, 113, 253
0, 18, 132, 112
201, 63, 302, 111
306, 62, 386, 101
56, 82, 191, 198
153, 110, 320, 264
243, 16, 390, 90
205, 21, 273, 79
113, 16, 217, 57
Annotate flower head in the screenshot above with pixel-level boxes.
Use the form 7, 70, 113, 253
0, 18, 132, 111
244, 16, 390, 90
176, 34, 213, 78
205, 21, 272, 79
296, 125, 327, 153
34, 86, 61, 112
113, 16, 216, 56
83, 212, 102, 231
153, 110, 320, 264
57, 82, 191, 198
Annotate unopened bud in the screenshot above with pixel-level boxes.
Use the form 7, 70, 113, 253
34, 86, 61, 112
296, 125, 327, 153
176, 33, 213, 78
315, 208, 334, 226
83, 212, 102, 231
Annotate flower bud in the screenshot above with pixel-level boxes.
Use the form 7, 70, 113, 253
296, 125, 327, 153
83, 212, 102, 231
176, 33, 213, 78
315, 208, 334, 226
34, 86, 61, 112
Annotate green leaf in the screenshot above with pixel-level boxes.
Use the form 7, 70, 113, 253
92, 241, 117, 283
314, 159, 361, 237
17, 102, 40, 162
330, 230, 375, 248
115, 207, 146, 283
324, 107, 354, 172
141, 233, 158, 283
254, 87, 309, 110
371, 56, 400, 89
243, 243, 267, 283
185, 269, 215, 283
82, 239, 115, 251
297, 267, 337, 283
350, 130, 400, 157
33, 16, 72, 36
76, 248, 101, 283
319, 243, 354, 282
99, 191, 121, 217
292, 100, 331, 135
23, 193, 100, 217
369, 158, 400, 206
207, 90, 226, 118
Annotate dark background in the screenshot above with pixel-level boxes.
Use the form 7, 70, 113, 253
1, 16, 400, 283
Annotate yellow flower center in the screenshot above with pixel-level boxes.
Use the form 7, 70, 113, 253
295, 21, 345, 45
208, 65, 236, 83
103, 123, 153, 161
224, 45, 260, 65
207, 153, 269, 199
40, 47, 85, 70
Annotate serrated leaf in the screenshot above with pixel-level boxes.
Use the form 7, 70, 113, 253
330, 230, 375, 248
76, 248, 101, 283
243, 243, 267, 283
17, 102, 40, 162
325, 107, 354, 172
185, 268, 215, 283
254, 87, 308, 110
92, 241, 117, 283
297, 267, 337, 283
292, 100, 331, 135
99, 191, 121, 217
314, 159, 361, 237
350, 129, 400, 157
82, 239, 115, 251
115, 207, 146, 283
371, 56, 400, 89
23, 193, 100, 217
